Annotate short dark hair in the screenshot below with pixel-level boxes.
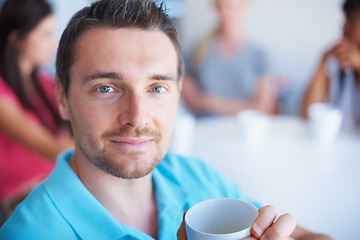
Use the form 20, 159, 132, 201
343, 0, 360, 16
56, 0, 183, 95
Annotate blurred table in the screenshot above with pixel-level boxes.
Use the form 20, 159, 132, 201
187, 115, 360, 240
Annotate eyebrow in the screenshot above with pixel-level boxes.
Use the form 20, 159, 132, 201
84, 72, 123, 82
150, 74, 177, 82
84, 71, 178, 82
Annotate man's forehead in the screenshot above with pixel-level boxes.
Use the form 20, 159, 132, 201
77, 27, 170, 46
70, 27, 178, 80
72, 27, 176, 61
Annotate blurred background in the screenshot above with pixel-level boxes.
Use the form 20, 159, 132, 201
0, 0, 344, 115
179, 0, 344, 115
0, 0, 357, 239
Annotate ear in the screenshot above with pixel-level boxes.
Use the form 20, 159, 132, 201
56, 77, 70, 120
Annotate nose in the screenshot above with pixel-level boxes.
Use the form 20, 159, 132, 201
117, 90, 149, 128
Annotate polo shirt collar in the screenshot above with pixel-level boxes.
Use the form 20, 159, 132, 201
44, 150, 189, 240
44, 150, 154, 240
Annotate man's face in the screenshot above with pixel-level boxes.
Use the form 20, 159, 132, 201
57, 27, 181, 179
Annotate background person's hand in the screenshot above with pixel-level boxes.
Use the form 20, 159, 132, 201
331, 37, 360, 72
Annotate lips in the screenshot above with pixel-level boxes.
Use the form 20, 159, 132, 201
109, 136, 154, 152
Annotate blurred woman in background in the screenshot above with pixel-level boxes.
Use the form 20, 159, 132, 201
182, 0, 277, 116
0, 0, 73, 222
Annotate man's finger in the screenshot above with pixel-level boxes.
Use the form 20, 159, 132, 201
251, 205, 277, 238
261, 213, 296, 240
243, 237, 294, 240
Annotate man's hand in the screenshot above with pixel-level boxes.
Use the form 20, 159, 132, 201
177, 212, 188, 240
177, 205, 296, 240
244, 205, 296, 240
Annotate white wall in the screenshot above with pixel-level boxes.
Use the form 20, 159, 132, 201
179, 0, 344, 114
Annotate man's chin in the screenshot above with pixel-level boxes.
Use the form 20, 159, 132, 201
99, 163, 156, 179
94, 153, 162, 179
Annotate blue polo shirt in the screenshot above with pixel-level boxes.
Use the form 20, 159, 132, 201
0, 150, 259, 239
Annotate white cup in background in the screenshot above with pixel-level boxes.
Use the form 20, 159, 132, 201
185, 198, 258, 240
236, 110, 270, 145
171, 112, 196, 155
308, 103, 343, 145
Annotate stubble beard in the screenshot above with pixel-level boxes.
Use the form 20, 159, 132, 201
79, 125, 165, 179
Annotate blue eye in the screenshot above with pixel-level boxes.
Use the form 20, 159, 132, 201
151, 86, 166, 93
97, 86, 115, 93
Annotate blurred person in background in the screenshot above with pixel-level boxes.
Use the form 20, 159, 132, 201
182, 0, 277, 116
0, 0, 73, 223
302, 0, 360, 129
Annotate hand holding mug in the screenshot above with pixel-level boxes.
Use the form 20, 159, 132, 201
244, 205, 296, 240
177, 198, 296, 240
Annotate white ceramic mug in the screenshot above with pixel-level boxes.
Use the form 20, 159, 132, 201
185, 198, 258, 240
171, 111, 196, 155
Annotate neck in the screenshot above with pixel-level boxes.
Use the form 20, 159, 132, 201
17, 56, 36, 95
70, 152, 158, 238
220, 23, 244, 43
18, 56, 35, 80
218, 27, 245, 57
